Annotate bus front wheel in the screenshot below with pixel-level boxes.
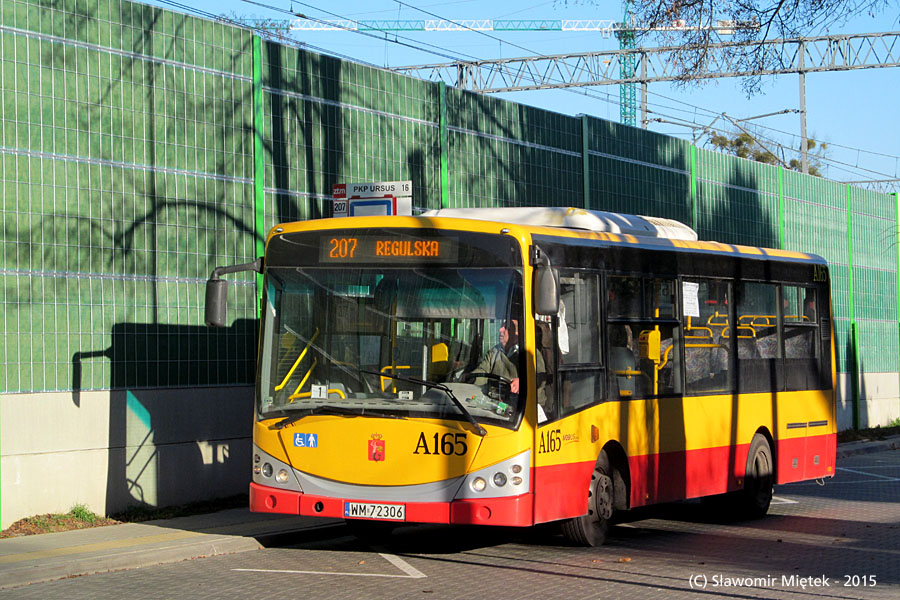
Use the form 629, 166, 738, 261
561, 452, 614, 546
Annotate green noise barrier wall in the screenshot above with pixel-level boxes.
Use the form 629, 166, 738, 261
2, 0, 899, 402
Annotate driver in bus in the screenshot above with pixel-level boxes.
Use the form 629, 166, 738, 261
473, 319, 521, 390
472, 319, 546, 397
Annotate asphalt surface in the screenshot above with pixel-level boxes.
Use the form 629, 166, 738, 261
0, 436, 897, 592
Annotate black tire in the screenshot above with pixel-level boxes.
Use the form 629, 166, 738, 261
561, 452, 614, 546
741, 433, 774, 518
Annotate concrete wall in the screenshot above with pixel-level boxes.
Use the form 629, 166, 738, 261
836, 373, 900, 431
1, 387, 253, 529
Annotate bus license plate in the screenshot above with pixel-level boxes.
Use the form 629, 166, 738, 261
343, 502, 406, 521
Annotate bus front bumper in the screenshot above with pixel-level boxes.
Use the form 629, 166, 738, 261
250, 482, 533, 527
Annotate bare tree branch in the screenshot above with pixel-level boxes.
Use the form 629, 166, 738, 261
564, 0, 899, 93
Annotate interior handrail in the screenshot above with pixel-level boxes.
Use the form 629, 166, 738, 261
288, 357, 319, 400
275, 328, 320, 392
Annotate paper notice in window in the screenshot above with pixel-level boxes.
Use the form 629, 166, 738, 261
682, 281, 700, 317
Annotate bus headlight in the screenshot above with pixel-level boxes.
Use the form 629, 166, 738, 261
253, 446, 302, 492
455, 450, 531, 500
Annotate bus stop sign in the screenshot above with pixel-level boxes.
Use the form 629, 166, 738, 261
332, 181, 412, 217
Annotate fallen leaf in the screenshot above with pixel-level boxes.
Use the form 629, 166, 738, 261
358, 560, 366, 565
619, 557, 632, 563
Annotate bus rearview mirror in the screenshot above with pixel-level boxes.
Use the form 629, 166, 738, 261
534, 265, 559, 316
205, 279, 228, 327
203, 257, 264, 327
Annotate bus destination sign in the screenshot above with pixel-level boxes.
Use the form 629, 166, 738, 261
320, 234, 458, 263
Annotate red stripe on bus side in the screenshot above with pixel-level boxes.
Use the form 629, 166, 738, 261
533, 461, 595, 523
776, 432, 836, 483
628, 444, 750, 507
535, 433, 836, 518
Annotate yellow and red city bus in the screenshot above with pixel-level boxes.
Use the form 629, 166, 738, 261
205, 207, 836, 545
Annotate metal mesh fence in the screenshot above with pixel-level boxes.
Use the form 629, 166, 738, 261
1, 0, 258, 392
446, 89, 583, 209
2, 0, 898, 394
587, 118, 692, 222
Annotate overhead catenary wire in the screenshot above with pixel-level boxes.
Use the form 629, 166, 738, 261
159, 0, 897, 188
245, 0, 632, 120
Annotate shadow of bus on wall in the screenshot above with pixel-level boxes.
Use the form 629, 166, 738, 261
72, 319, 258, 516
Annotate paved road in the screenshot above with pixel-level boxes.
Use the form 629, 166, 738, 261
5, 451, 898, 599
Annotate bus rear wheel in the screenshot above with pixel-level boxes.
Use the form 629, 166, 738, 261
561, 452, 614, 546
701, 434, 774, 521
740, 433, 774, 518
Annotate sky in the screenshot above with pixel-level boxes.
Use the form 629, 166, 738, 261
147, 0, 900, 192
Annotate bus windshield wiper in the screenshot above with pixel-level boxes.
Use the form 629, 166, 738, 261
361, 369, 487, 437
269, 405, 405, 430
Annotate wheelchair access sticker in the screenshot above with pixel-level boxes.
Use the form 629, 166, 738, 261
293, 433, 319, 448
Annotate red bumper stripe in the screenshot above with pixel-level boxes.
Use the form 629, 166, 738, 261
249, 482, 533, 527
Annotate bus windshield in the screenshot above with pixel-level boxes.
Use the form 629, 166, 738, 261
258, 265, 526, 428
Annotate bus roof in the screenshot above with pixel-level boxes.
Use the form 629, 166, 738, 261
418, 207, 824, 264
421, 207, 698, 241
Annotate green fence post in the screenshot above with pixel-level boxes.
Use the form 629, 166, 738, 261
847, 185, 860, 429
252, 34, 265, 315
778, 167, 785, 249
689, 145, 698, 232
439, 82, 449, 209
896, 192, 900, 401
581, 114, 590, 209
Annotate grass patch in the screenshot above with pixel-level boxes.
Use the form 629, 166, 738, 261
837, 424, 900, 444
69, 503, 97, 524
0, 505, 116, 538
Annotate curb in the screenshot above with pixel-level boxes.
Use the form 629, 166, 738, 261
836, 436, 900, 459
0, 534, 261, 590
0, 521, 345, 591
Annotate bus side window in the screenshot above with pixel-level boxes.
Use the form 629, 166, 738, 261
734, 282, 778, 394
684, 279, 733, 395
783, 285, 821, 390
534, 319, 556, 422
608, 275, 681, 399
557, 272, 603, 417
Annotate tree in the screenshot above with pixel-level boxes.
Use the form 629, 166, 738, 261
565, 1, 898, 92
708, 128, 829, 176
218, 12, 294, 43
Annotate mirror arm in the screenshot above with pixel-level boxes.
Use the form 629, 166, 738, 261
210, 257, 264, 281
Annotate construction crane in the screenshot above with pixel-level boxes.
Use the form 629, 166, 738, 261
270, 11, 746, 127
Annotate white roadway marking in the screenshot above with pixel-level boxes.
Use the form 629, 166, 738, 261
233, 553, 426, 579
770, 495, 798, 504
836, 466, 900, 481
